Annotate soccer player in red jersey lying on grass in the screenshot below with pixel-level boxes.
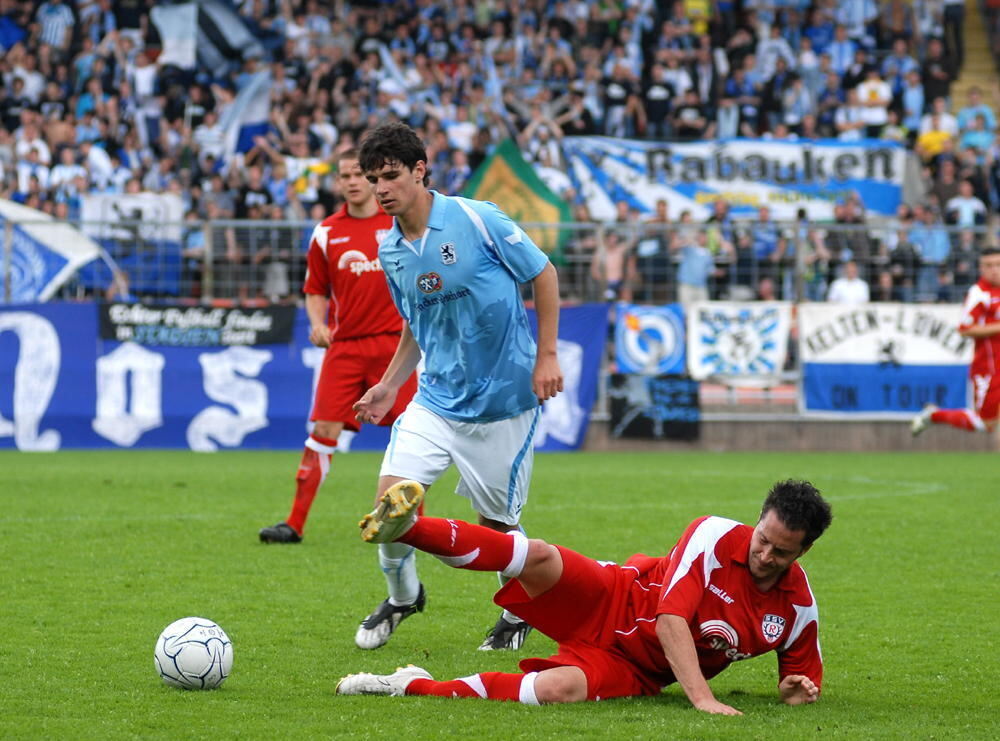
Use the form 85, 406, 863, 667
337, 478, 832, 714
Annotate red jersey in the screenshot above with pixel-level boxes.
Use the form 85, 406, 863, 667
611, 516, 823, 688
959, 278, 1000, 378
303, 205, 399, 341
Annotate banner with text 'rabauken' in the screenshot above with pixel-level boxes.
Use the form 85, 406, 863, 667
799, 303, 972, 416
562, 136, 904, 221
0, 303, 606, 452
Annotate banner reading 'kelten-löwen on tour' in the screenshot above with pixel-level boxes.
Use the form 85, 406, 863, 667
562, 137, 905, 221
799, 303, 972, 415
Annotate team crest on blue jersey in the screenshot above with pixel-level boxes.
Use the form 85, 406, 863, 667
761, 614, 786, 644
417, 272, 443, 293
439, 242, 456, 265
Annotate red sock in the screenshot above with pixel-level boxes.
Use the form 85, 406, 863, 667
398, 517, 521, 574
930, 409, 980, 431
285, 435, 336, 534
407, 672, 527, 701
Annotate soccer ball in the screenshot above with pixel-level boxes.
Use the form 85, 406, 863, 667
154, 617, 233, 689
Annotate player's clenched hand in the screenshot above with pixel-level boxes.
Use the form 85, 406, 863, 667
353, 383, 398, 425
309, 324, 332, 348
533, 352, 563, 402
693, 698, 743, 716
779, 675, 819, 705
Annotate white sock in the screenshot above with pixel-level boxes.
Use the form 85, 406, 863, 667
379, 541, 421, 605
499, 524, 526, 624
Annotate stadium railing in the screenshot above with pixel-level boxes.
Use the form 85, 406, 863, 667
3, 217, 990, 420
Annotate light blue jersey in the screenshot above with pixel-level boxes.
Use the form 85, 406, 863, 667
379, 192, 550, 422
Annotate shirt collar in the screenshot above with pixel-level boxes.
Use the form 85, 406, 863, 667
426, 190, 446, 231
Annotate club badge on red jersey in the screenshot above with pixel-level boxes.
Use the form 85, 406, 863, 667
761, 614, 786, 644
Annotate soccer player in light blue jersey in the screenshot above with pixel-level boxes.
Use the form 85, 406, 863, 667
352, 122, 563, 652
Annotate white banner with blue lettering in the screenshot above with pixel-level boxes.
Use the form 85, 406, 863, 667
799, 303, 972, 415
562, 136, 905, 221
686, 301, 793, 382
0, 199, 101, 302
614, 303, 686, 375
0, 303, 607, 452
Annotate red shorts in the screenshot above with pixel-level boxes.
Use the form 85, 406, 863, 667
310, 333, 417, 432
494, 546, 665, 700
972, 374, 1000, 422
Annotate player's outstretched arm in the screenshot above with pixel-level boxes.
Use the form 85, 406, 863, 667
778, 674, 820, 705
531, 262, 563, 402
353, 323, 421, 425
656, 614, 743, 716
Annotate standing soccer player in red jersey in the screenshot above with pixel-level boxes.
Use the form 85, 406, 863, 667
259, 149, 417, 543
912, 247, 1000, 436
337, 479, 832, 714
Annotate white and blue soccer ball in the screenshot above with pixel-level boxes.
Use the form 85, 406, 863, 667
154, 617, 233, 689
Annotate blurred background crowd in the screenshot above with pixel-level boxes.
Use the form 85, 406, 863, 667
0, 0, 998, 304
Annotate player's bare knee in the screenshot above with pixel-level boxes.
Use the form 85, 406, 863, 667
523, 539, 559, 571
534, 667, 588, 704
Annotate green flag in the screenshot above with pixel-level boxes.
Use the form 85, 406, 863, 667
462, 139, 571, 261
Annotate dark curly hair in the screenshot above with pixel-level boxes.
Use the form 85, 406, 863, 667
760, 480, 832, 547
358, 122, 430, 186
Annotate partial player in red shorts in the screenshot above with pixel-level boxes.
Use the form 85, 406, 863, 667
258, 149, 416, 543
337, 479, 832, 715
912, 248, 1000, 436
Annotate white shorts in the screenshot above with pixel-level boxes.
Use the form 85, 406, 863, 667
379, 402, 541, 526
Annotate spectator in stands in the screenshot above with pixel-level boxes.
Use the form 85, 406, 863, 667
909, 204, 952, 301
723, 65, 761, 137
673, 210, 722, 307
921, 38, 955, 104
827, 260, 870, 303
752, 205, 785, 281
887, 226, 920, 302
590, 227, 637, 303
957, 87, 997, 133
916, 110, 956, 165
826, 24, 857, 76
671, 88, 713, 140
35, 0, 75, 56
881, 39, 919, 98
879, 0, 918, 48
856, 65, 893, 138
945, 180, 988, 227
959, 114, 994, 158
842, 48, 871, 93
835, 89, 867, 141
782, 73, 814, 135
633, 198, 675, 304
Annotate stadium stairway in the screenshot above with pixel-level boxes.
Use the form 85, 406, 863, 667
950, 0, 999, 118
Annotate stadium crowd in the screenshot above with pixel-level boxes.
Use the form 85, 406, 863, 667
0, 0, 997, 303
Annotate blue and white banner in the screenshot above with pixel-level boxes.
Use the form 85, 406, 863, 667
151, 0, 264, 72
686, 301, 793, 382
0, 199, 100, 303
799, 303, 972, 415
219, 70, 271, 161
562, 136, 905, 221
79, 193, 185, 295
614, 303, 686, 375
0, 303, 608, 452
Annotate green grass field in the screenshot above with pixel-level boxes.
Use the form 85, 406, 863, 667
1, 450, 996, 740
